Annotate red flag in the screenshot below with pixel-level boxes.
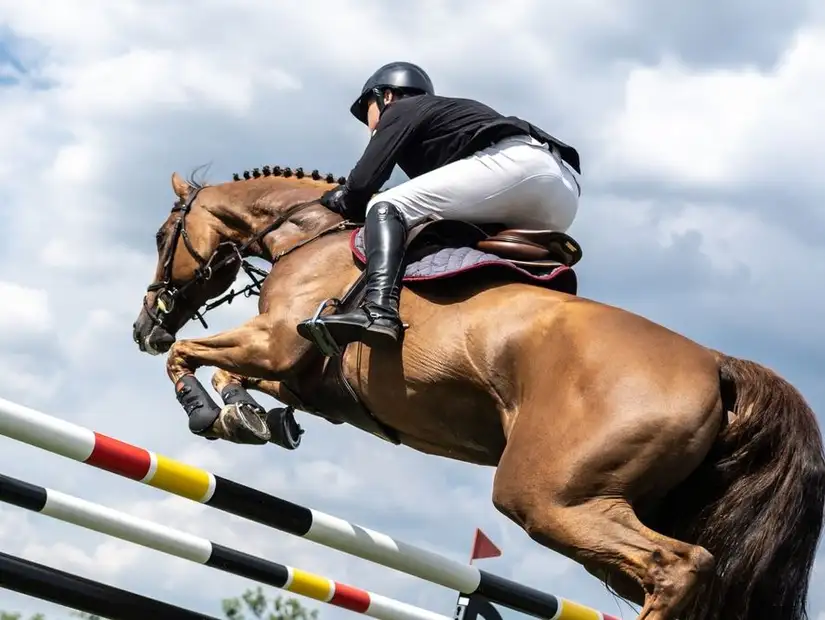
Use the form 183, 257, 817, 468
470, 528, 502, 562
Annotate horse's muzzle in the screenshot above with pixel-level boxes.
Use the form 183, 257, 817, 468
132, 307, 177, 355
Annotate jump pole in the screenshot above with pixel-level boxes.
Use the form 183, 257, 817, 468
0, 396, 618, 620
0, 549, 221, 620
0, 471, 450, 620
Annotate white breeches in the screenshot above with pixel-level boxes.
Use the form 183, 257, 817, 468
365, 134, 580, 231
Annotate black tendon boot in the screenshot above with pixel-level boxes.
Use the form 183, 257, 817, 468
306, 202, 407, 349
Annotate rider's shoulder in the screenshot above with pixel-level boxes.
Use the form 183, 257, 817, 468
377, 94, 433, 126
386, 93, 476, 119
390, 93, 434, 111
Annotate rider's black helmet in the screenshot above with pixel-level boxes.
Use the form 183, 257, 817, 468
350, 61, 434, 124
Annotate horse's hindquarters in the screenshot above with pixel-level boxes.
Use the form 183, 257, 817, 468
488, 300, 727, 617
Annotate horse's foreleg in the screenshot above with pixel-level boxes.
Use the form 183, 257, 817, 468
210, 370, 284, 403
166, 315, 303, 448
209, 369, 304, 450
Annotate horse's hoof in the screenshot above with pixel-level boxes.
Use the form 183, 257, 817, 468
266, 406, 303, 450
212, 403, 271, 445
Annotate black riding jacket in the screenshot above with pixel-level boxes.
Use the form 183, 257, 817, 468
339, 94, 581, 220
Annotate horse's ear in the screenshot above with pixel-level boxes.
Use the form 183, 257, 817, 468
171, 172, 189, 200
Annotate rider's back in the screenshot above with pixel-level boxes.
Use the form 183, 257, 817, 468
371, 94, 581, 182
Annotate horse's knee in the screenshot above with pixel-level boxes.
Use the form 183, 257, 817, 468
165, 341, 191, 379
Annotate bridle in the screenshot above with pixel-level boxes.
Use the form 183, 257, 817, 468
141, 184, 352, 334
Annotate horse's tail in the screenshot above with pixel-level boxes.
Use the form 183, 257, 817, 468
661, 353, 825, 620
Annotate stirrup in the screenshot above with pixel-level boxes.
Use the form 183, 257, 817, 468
300, 298, 344, 357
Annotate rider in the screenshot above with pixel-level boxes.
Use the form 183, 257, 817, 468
301, 61, 582, 350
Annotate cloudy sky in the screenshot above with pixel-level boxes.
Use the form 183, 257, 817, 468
2, 1, 825, 619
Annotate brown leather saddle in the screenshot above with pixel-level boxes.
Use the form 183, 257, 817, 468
399, 217, 583, 270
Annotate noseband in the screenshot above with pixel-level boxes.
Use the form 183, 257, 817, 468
144, 186, 216, 328
142, 185, 349, 333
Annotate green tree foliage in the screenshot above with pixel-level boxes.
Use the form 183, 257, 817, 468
223, 588, 320, 620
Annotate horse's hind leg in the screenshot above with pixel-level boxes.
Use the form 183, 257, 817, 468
508, 494, 712, 619
581, 562, 647, 608
494, 479, 713, 619
492, 399, 720, 618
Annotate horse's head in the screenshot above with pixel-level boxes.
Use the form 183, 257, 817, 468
132, 172, 245, 355
132, 167, 347, 355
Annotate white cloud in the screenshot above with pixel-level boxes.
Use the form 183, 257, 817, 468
0, 281, 52, 337
1, 2, 824, 620
0, 354, 63, 399
600, 24, 825, 194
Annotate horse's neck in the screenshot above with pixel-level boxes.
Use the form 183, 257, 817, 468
222, 189, 329, 262
265, 229, 359, 301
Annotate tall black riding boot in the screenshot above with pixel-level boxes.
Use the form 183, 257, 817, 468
303, 201, 408, 349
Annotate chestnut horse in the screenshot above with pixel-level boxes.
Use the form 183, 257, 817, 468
132, 166, 824, 620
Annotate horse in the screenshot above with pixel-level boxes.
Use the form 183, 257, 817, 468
131, 164, 825, 620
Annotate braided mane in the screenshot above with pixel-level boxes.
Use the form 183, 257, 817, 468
232, 165, 345, 186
